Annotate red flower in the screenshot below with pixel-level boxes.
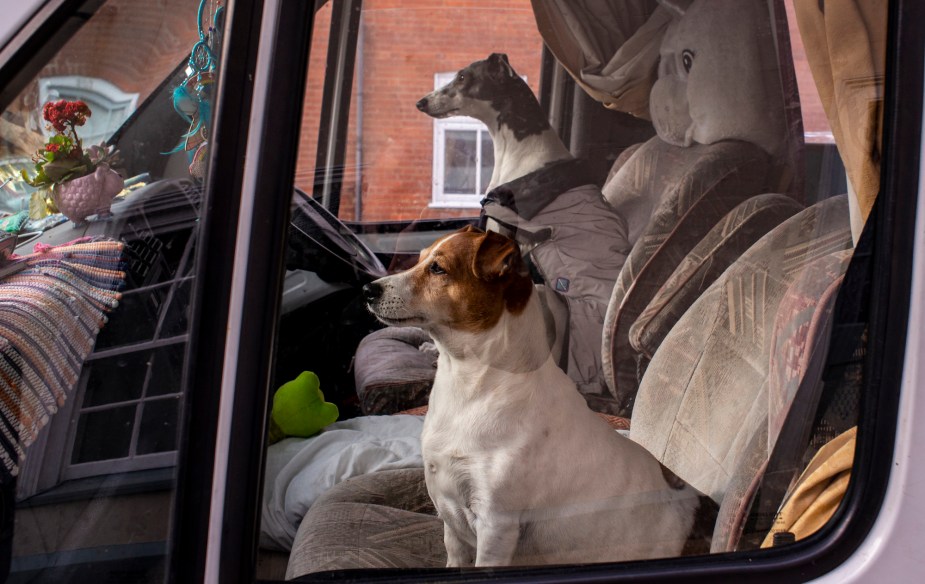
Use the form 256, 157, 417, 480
45, 143, 61, 153
42, 99, 92, 133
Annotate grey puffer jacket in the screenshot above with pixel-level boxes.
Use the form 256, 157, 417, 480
481, 159, 630, 412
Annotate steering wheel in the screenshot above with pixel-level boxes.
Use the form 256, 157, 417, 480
287, 189, 386, 283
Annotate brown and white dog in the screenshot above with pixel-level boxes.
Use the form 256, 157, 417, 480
363, 226, 715, 567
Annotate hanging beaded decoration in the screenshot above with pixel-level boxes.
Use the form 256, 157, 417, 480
170, 0, 224, 180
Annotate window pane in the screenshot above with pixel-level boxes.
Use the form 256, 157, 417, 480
71, 406, 136, 464
84, 353, 149, 407
147, 344, 185, 398
1, 0, 215, 580
274, 0, 889, 579
479, 131, 494, 195
136, 398, 179, 455
444, 130, 478, 194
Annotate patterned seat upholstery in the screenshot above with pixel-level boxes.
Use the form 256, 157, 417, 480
625, 193, 806, 387
628, 195, 852, 551
600, 142, 789, 414
353, 327, 436, 415
285, 468, 445, 577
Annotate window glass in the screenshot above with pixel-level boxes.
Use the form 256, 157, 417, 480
0, 0, 217, 581
268, 0, 888, 579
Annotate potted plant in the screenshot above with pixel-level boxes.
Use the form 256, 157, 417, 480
21, 99, 123, 224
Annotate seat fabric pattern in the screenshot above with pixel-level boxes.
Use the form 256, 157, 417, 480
630, 193, 805, 361
286, 468, 445, 577
629, 195, 851, 522
353, 327, 437, 415
600, 138, 776, 414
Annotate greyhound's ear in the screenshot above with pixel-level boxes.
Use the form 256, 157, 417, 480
487, 53, 515, 79
472, 230, 520, 280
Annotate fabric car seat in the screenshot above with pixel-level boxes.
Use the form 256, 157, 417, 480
629, 195, 852, 550
598, 0, 808, 415
284, 195, 853, 576
602, 193, 806, 414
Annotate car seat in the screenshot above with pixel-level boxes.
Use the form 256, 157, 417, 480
628, 195, 852, 550
599, 0, 807, 415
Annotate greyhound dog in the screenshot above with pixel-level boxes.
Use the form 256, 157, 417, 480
416, 52, 572, 191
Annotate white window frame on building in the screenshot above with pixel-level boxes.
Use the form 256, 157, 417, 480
430, 72, 494, 209
38, 75, 139, 145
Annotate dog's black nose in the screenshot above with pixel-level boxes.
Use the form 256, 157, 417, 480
363, 282, 383, 303
415, 97, 428, 111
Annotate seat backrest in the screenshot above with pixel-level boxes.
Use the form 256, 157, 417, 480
713, 247, 852, 551
597, 0, 805, 415
628, 195, 851, 531
628, 193, 806, 373
601, 156, 791, 414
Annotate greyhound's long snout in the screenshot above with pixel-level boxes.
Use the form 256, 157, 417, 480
415, 97, 428, 111
363, 282, 383, 303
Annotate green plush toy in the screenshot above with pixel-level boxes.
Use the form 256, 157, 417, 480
268, 371, 339, 444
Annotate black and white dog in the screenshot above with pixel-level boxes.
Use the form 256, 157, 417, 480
417, 53, 572, 192
416, 53, 631, 407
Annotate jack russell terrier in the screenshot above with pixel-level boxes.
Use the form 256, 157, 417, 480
364, 226, 715, 566
416, 53, 632, 413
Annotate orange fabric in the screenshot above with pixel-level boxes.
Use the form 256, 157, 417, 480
793, 0, 887, 228
762, 426, 856, 547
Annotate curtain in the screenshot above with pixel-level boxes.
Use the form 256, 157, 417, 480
793, 0, 888, 239
531, 0, 671, 120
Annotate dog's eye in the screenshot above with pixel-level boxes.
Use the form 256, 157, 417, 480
681, 49, 694, 73
456, 73, 464, 83
429, 261, 447, 275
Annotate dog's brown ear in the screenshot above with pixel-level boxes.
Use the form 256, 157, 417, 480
471, 230, 521, 281
459, 224, 480, 234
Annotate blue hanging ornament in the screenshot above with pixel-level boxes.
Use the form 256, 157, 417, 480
165, 0, 224, 172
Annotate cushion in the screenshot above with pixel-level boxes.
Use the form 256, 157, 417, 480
630, 193, 805, 360
286, 469, 445, 577
353, 326, 437, 415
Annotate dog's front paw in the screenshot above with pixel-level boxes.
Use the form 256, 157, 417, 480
443, 523, 475, 567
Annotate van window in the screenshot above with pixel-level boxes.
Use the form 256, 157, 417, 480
266, 0, 887, 579
0, 0, 215, 580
